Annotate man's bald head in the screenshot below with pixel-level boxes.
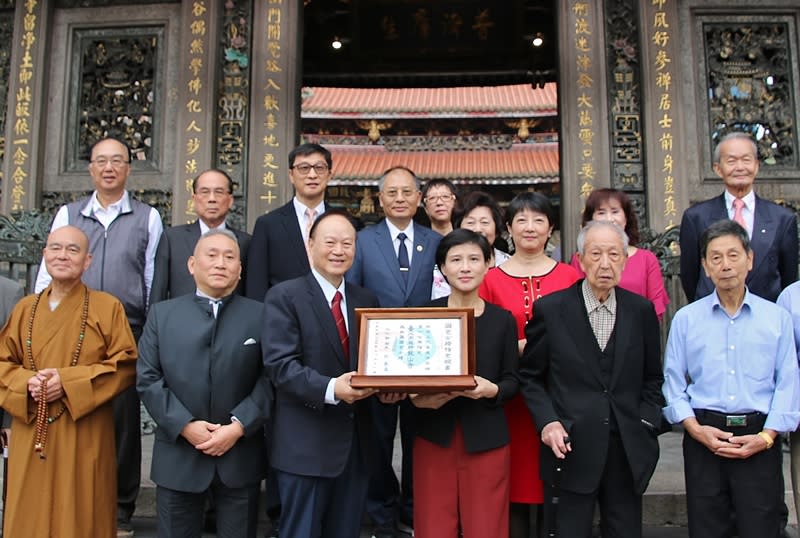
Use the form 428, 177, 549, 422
43, 226, 92, 285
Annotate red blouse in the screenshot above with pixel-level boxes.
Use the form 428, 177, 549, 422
479, 261, 581, 503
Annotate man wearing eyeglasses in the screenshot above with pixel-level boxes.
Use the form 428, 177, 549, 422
246, 143, 332, 303
245, 142, 332, 536
346, 166, 442, 538
149, 169, 251, 305
34, 136, 163, 537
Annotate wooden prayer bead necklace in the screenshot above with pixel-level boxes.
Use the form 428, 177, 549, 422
26, 287, 89, 459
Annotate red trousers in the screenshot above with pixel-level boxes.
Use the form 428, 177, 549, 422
413, 424, 510, 538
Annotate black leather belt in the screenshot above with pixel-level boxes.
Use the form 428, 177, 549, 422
694, 409, 765, 433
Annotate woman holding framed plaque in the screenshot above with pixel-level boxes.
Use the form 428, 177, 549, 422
479, 191, 580, 537
411, 229, 519, 538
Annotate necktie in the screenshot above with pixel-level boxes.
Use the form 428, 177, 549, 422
397, 232, 410, 282
331, 291, 349, 360
732, 198, 747, 231
305, 208, 317, 265
304, 208, 317, 241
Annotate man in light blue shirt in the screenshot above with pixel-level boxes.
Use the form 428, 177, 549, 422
664, 219, 800, 538
777, 281, 800, 528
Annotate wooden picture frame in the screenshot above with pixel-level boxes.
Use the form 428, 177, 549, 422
350, 307, 476, 392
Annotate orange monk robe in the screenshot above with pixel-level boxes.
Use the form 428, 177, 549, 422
0, 283, 137, 538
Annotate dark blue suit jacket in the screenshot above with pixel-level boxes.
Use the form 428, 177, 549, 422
345, 219, 441, 307
137, 294, 271, 491
263, 273, 379, 478
679, 193, 798, 302
247, 200, 329, 302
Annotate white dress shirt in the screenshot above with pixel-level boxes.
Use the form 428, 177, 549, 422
724, 189, 755, 238
312, 269, 349, 405
385, 219, 415, 265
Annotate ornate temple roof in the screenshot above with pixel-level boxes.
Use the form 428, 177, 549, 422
328, 143, 559, 185
302, 83, 558, 119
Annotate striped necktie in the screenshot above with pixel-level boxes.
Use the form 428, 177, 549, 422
331, 291, 349, 360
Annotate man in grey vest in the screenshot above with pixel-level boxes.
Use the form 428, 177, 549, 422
35, 136, 163, 537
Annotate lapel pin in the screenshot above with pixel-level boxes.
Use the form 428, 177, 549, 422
416, 245, 423, 252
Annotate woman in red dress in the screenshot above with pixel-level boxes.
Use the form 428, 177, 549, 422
479, 192, 580, 537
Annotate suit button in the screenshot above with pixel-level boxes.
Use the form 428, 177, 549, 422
603, 418, 609, 425
348, 412, 354, 419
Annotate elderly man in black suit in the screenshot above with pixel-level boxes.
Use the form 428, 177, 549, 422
263, 210, 402, 538
246, 143, 332, 302
137, 229, 271, 538
680, 131, 798, 303
150, 169, 250, 304
520, 220, 665, 538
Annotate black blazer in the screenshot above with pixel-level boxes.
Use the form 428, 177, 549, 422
246, 200, 329, 302
263, 273, 379, 478
149, 220, 251, 304
679, 193, 798, 302
137, 294, 271, 491
414, 299, 519, 453
520, 282, 664, 495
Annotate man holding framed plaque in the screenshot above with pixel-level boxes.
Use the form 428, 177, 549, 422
263, 210, 401, 538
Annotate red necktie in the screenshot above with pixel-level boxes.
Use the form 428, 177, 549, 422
331, 291, 349, 360
732, 198, 747, 231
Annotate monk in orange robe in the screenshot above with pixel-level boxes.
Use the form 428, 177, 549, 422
0, 225, 137, 537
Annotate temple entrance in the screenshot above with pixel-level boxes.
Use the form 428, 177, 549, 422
299, 1, 564, 250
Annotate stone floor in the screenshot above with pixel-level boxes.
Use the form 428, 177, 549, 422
2, 429, 797, 537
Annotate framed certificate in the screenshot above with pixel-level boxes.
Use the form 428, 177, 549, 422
350, 307, 476, 392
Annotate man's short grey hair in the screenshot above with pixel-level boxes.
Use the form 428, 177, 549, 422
378, 165, 421, 192
199, 228, 239, 246
576, 220, 629, 255
713, 132, 758, 163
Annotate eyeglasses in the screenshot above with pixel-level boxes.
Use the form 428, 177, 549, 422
291, 163, 329, 175
91, 157, 129, 168
424, 194, 455, 204
195, 188, 231, 199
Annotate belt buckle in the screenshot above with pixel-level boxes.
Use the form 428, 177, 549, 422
726, 415, 747, 427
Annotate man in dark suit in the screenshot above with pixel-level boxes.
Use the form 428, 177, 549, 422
680, 131, 798, 303
137, 229, 271, 538
246, 143, 332, 533
264, 210, 400, 537
346, 166, 441, 537
520, 220, 665, 538
150, 169, 250, 304
246, 143, 331, 302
